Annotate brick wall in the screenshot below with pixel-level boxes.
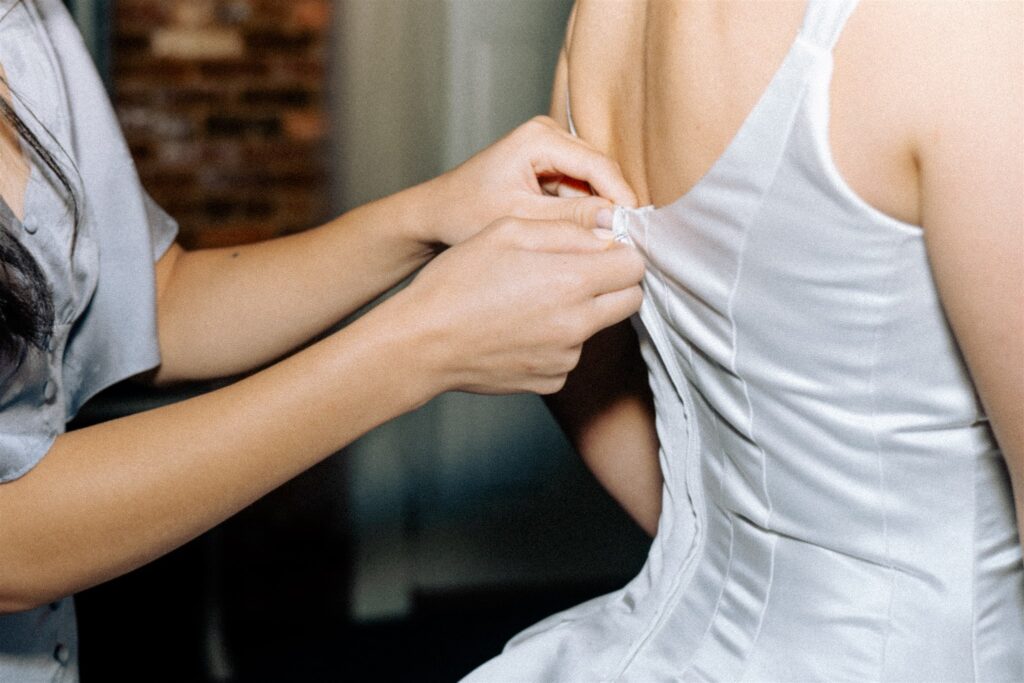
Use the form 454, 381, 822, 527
113, 0, 332, 249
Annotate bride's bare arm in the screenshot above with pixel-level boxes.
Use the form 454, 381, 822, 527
544, 26, 663, 537
917, 3, 1023, 546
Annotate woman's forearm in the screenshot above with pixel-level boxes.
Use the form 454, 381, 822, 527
0, 298, 433, 612
0, 217, 645, 612
153, 182, 438, 384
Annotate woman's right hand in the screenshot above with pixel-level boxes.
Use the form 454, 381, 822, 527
412, 116, 637, 248
385, 216, 644, 397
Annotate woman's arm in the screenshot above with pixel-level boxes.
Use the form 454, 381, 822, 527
543, 22, 663, 537
916, 3, 1023, 545
0, 219, 644, 612
152, 118, 635, 384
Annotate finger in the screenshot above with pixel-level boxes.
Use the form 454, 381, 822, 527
533, 374, 570, 396
533, 346, 584, 378
496, 218, 615, 254
524, 194, 616, 230
552, 176, 593, 198
539, 174, 591, 197
586, 285, 645, 337
523, 123, 639, 208
539, 175, 563, 196
575, 244, 646, 296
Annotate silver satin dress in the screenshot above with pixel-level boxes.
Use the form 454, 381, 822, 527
464, 1, 1024, 680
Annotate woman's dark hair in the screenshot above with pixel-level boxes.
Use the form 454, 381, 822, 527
0, 77, 79, 368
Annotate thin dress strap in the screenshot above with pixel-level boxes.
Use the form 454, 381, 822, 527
799, 0, 860, 51
566, 87, 578, 137
565, 1, 859, 135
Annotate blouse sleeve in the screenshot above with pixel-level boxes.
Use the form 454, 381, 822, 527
0, 0, 179, 482
49, 0, 179, 418
145, 191, 180, 262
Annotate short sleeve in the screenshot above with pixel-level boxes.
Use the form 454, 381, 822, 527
36, 1, 178, 419
0, 345, 60, 484
0, 1, 180, 484
144, 190, 179, 261
61, 182, 179, 419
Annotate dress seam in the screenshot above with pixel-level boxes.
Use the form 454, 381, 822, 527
869, 262, 898, 682
735, 536, 778, 683
970, 455, 980, 682
803, 11, 900, 675
685, 514, 736, 676
728, 83, 812, 680
610, 216, 708, 680
610, 298, 705, 681
842, 71, 898, 683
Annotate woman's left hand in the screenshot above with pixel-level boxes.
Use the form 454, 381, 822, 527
413, 116, 638, 247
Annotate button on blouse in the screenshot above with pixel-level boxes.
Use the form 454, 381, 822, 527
0, 2, 180, 681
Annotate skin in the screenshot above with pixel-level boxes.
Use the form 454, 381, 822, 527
0, 67, 29, 220
0, 116, 646, 612
551, 1, 1023, 545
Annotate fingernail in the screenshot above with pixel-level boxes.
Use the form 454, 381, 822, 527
596, 207, 614, 229
592, 228, 615, 241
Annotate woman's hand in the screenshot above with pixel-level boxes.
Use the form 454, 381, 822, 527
414, 116, 638, 248
380, 216, 645, 397
153, 117, 638, 384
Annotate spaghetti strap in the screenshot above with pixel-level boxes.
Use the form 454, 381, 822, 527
799, 0, 859, 51
565, 87, 578, 137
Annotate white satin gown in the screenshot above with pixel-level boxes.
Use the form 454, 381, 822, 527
464, 0, 1024, 680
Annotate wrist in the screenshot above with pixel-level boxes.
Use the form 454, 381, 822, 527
354, 287, 452, 410
400, 173, 456, 250
329, 182, 443, 274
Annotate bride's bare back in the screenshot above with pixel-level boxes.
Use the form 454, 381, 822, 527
554, 1, 1017, 228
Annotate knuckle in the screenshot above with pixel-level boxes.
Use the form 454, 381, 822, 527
566, 313, 591, 345
491, 217, 520, 241
518, 233, 542, 252
566, 345, 584, 369
524, 116, 550, 137
622, 249, 646, 281
552, 313, 584, 344
571, 200, 590, 227
539, 375, 568, 395
529, 114, 553, 128
556, 267, 586, 294
626, 285, 644, 311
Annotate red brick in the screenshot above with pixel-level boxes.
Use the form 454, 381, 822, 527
292, 0, 331, 31
113, 0, 331, 246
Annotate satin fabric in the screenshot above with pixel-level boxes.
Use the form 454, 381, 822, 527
464, 1, 1023, 680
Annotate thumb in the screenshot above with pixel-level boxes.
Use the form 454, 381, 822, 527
531, 195, 616, 230
499, 218, 616, 254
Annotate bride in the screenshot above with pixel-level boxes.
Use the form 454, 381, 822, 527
466, 1, 1023, 680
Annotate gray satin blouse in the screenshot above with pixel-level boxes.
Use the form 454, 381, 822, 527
0, 1, 178, 680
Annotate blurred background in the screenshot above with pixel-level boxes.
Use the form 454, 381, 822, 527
66, 1, 652, 680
